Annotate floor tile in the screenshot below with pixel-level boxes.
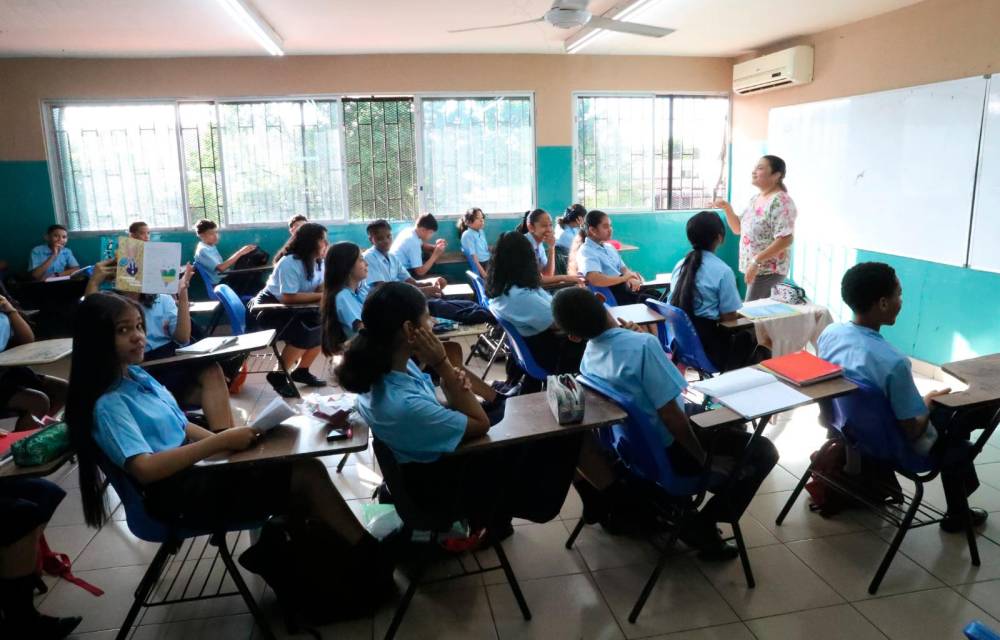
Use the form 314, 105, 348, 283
131, 613, 255, 639
476, 521, 589, 585
745, 603, 886, 640
717, 513, 782, 549
757, 464, 802, 494
875, 522, 1000, 585
698, 543, 844, 620
565, 521, 659, 573
66, 631, 117, 640
853, 586, 999, 640
644, 622, 756, 640
786, 531, 943, 601
592, 556, 739, 638
488, 573, 624, 640
559, 484, 584, 521
747, 490, 866, 543
44, 523, 99, 563
39, 564, 150, 634
252, 587, 373, 639
373, 583, 496, 640
328, 460, 383, 500
955, 579, 1000, 621
74, 519, 161, 571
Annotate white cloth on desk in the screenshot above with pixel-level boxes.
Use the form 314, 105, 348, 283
745, 300, 834, 357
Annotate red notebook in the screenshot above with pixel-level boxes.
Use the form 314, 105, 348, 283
760, 351, 843, 386
0, 428, 40, 458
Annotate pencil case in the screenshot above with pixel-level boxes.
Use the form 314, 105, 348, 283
11, 422, 71, 467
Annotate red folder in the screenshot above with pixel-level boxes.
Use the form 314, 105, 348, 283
0, 428, 40, 458
760, 351, 843, 386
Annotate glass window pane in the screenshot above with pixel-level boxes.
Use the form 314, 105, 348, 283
575, 96, 654, 210
179, 103, 224, 224
656, 96, 730, 210
343, 98, 417, 221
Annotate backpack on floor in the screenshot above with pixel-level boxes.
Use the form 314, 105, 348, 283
805, 440, 902, 517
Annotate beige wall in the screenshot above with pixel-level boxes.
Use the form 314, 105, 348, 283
732, 0, 1000, 149
0, 53, 731, 160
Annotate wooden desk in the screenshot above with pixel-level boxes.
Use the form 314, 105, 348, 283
227, 265, 274, 274
141, 329, 275, 368
0, 338, 73, 367
720, 317, 756, 330
249, 302, 320, 311
640, 273, 672, 290
617, 243, 639, 253
692, 373, 857, 428
454, 390, 626, 454
0, 450, 74, 481
188, 300, 220, 315
611, 303, 665, 326
443, 283, 474, 299
437, 323, 491, 340
198, 416, 369, 469
937, 354, 1000, 409
438, 251, 472, 265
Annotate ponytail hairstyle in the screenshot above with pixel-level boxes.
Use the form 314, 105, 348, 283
560, 203, 587, 229
580, 209, 608, 240
275, 222, 327, 281
457, 207, 484, 234
66, 292, 147, 528
762, 155, 788, 192
334, 282, 427, 393
516, 209, 548, 235
669, 211, 726, 316
486, 232, 541, 298
321, 241, 363, 356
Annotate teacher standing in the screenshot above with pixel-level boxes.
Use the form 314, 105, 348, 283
714, 155, 797, 301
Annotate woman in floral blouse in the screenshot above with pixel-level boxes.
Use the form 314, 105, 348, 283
714, 155, 797, 300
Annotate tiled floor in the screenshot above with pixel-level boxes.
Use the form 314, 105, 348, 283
24, 342, 1000, 639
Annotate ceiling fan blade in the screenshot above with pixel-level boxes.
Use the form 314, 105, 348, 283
552, 0, 590, 10
448, 17, 544, 34
587, 15, 674, 38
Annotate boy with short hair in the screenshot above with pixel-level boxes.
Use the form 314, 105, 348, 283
192, 219, 259, 297
128, 221, 150, 242
390, 213, 448, 280
28, 224, 79, 281
552, 287, 778, 560
288, 214, 308, 235
818, 261, 987, 532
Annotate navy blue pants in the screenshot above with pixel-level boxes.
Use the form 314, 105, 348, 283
0, 478, 65, 546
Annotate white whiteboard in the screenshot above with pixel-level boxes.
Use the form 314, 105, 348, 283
969, 77, 1000, 273
768, 76, 988, 267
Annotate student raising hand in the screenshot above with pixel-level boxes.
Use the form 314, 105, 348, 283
84, 258, 118, 296
176, 263, 194, 295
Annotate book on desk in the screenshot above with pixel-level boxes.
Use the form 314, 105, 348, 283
760, 351, 843, 386
691, 368, 812, 419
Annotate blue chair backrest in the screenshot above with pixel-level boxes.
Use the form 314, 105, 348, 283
99, 457, 175, 543
577, 374, 705, 497
966, 621, 1000, 640
465, 270, 490, 309
462, 249, 479, 274
494, 316, 551, 382
214, 284, 247, 335
826, 378, 933, 474
585, 283, 618, 306
643, 299, 719, 376
194, 262, 219, 301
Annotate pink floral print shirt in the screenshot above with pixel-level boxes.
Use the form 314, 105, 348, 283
739, 191, 797, 276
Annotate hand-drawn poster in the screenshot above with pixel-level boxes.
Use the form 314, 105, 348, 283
115, 236, 181, 294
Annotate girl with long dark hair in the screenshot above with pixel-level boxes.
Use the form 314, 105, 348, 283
576, 210, 645, 304
321, 242, 368, 356
250, 222, 328, 397
458, 207, 490, 279
516, 209, 580, 287
556, 204, 586, 252
669, 211, 760, 371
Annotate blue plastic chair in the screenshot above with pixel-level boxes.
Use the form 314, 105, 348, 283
463, 270, 507, 378
465, 270, 490, 309
643, 299, 719, 378
99, 458, 273, 639
585, 283, 618, 306
494, 317, 551, 384
462, 248, 480, 276
966, 621, 1000, 640
777, 378, 979, 595
194, 262, 221, 302
214, 283, 247, 335
568, 374, 755, 623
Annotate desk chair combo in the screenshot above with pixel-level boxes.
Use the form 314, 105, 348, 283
643, 300, 719, 380
776, 380, 1000, 594
566, 375, 755, 623
493, 316, 552, 391
464, 271, 508, 378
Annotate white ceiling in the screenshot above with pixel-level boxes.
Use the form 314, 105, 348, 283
0, 0, 926, 58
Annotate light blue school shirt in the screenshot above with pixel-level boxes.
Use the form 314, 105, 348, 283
669, 251, 743, 320
488, 286, 554, 337
29, 245, 79, 276
461, 229, 490, 262
93, 365, 188, 469
0, 314, 10, 352
580, 328, 687, 449
265, 255, 323, 298
390, 227, 424, 270
577, 238, 623, 277
363, 247, 410, 287
355, 359, 467, 464
556, 226, 576, 251
335, 285, 365, 339
818, 322, 927, 420
142, 294, 180, 352
526, 233, 549, 270
194, 242, 224, 285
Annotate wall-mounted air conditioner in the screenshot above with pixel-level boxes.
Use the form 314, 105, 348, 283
733, 45, 814, 95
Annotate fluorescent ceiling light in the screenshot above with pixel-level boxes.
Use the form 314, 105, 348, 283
215, 0, 284, 56
565, 0, 662, 54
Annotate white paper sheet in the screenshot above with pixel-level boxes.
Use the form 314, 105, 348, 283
251, 396, 297, 432
692, 368, 778, 398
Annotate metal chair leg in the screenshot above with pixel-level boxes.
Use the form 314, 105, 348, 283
565, 518, 586, 550
482, 332, 506, 379
270, 343, 301, 399
628, 528, 680, 624
869, 481, 923, 594
336, 453, 351, 473
116, 541, 173, 640
494, 541, 531, 621
731, 521, 755, 589
214, 533, 275, 640
383, 534, 437, 640
776, 441, 830, 525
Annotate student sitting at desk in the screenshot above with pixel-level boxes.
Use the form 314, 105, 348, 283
320, 242, 368, 355
85, 263, 235, 431
272, 214, 308, 264
517, 209, 581, 287
670, 211, 762, 372
250, 222, 328, 397
818, 262, 987, 532
576, 210, 645, 304
28, 224, 79, 282
365, 220, 491, 325
487, 232, 585, 393
65, 292, 378, 563
390, 213, 447, 282
552, 287, 779, 560
555, 204, 586, 274
458, 207, 490, 279
193, 219, 261, 298
128, 220, 150, 242
336, 282, 583, 542
0, 293, 67, 430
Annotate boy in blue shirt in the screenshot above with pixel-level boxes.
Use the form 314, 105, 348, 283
390, 213, 448, 280
818, 261, 988, 532
552, 287, 778, 561
28, 224, 79, 281
193, 219, 262, 297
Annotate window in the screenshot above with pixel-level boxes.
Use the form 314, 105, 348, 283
575, 94, 729, 211
421, 96, 534, 215
50, 104, 186, 232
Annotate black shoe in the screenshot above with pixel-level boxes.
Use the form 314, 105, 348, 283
678, 515, 739, 562
0, 613, 82, 640
940, 507, 989, 533
266, 371, 298, 398
290, 368, 327, 388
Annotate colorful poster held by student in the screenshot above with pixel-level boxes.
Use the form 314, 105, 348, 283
115, 236, 182, 294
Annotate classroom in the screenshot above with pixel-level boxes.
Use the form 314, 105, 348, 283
2, 0, 1000, 638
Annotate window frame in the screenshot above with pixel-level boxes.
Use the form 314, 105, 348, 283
571, 90, 732, 215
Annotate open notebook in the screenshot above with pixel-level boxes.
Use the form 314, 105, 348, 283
691, 368, 810, 419
176, 336, 238, 354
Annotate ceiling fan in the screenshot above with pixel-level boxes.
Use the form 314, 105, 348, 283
448, 0, 674, 39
